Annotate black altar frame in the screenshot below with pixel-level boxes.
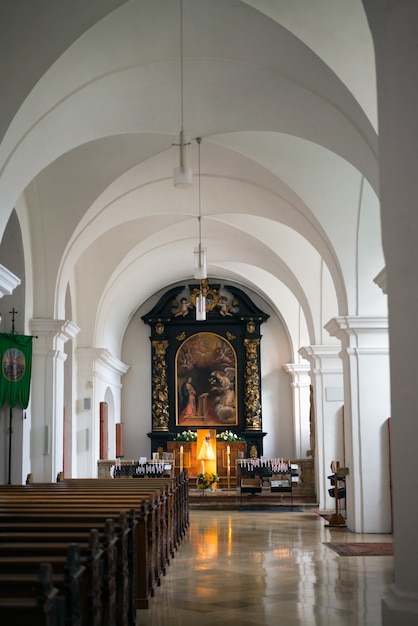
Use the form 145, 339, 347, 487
142, 282, 269, 456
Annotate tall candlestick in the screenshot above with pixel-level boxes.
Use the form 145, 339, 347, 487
227, 445, 231, 490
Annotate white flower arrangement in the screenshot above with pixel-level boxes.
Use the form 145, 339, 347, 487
173, 430, 198, 442
216, 430, 245, 442
173, 429, 244, 442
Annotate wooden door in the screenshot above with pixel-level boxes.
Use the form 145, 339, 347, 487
115, 422, 124, 458
99, 401, 108, 460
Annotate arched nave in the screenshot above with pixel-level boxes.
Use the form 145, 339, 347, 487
1, 2, 418, 623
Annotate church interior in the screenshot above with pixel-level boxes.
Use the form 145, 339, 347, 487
0, 1, 417, 623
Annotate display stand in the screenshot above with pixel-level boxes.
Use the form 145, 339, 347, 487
270, 462, 293, 508
327, 461, 349, 527
237, 458, 299, 508
97, 458, 173, 479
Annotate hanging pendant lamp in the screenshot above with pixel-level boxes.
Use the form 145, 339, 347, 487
194, 137, 207, 280
194, 138, 207, 321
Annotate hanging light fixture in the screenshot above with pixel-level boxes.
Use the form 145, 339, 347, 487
195, 284, 206, 321
173, 0, 192, 188
194, 137, 207, 280
194, 138, 207, 321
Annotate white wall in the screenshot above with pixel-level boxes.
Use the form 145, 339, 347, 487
121, 309, 153, 460
261, 313, 294, 458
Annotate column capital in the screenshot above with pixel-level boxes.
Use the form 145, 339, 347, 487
76, 347, 129, 378
30, 318, 80, 343
283, 362, 310, 375
325, 316, 389, 349
299, 345, 342, 372
283, 363, 311, 386
0, 264, 20, 298
373, 268, 387, 294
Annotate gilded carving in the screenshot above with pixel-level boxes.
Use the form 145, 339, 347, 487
189, 285, 220, 312
250, 445, 258, 459
226, 331, 236, 341
155, 321, 165, 335
244, 338, 261, 430
151, 339, 169, 431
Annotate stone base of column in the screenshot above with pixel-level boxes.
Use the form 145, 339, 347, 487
382, 584, 418, 626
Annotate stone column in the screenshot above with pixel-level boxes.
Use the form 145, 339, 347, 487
29, 318, 79, 482
362, 2, 418, 620
325, 316, 391, 533
299, 346, 344, 510
283, 363, 311, 459
77, 347, 129, 476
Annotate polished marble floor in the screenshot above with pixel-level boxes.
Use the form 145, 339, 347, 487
137, 508, 393, 626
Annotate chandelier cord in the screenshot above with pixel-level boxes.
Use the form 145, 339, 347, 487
180, 0, 184, 131
197, 136, 202, 246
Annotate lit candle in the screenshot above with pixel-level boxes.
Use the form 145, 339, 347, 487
201, 460, 205, 475
180, 445, 184, 473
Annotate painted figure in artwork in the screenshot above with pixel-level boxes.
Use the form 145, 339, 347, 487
180, 376, 197, 417
209, 368, 236, 423
176, 332, 238, 426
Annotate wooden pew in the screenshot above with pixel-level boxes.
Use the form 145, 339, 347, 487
0, 494, 158, 607
0, 546, 84, 626
0, 485, 165, 608
0, 562, 65, 625
62, 472, 189, 558
0, 514, 131, 626
62, 474, 189, 546
0, 473, 189, 611
2, 475, 189, 593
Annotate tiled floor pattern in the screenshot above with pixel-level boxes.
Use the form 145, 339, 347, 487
137, 509, 393, 626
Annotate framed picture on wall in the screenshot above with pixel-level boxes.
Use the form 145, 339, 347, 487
176, 331, 238, 427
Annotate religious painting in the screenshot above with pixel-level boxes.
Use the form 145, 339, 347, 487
176, 332, 237, 426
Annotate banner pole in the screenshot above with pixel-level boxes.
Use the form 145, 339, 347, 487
7, 406, 12, 484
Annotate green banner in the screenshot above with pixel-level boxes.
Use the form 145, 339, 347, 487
0, 333, 33, 409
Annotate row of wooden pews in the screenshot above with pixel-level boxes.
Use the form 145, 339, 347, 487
0, 472, 189, 625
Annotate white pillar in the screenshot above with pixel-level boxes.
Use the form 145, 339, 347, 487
299, 346, 344, 510
362, 1, 418, 621
29, 319, 79, 482
77, 348, 129, 477
325, 316, 391, 533
283, 363, 311, 459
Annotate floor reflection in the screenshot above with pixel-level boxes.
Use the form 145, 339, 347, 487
137, 509, 393, 626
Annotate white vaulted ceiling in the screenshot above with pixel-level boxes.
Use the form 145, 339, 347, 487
0, 0, 385, 358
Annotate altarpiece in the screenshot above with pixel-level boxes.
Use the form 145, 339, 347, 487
142, 283, 269, 458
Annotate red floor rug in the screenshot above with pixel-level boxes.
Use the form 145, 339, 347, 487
316, 511, 332, 522
324, 542, 394, 556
